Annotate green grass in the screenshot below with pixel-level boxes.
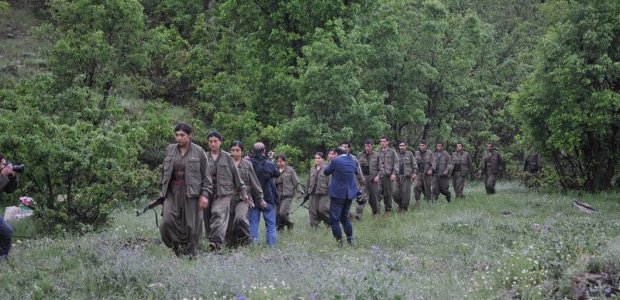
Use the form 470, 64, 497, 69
0, 5, 47, 87
1, 181, 620, 299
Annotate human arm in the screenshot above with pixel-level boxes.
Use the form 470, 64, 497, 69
229, 155, 248, 201
199, 150, 213, 209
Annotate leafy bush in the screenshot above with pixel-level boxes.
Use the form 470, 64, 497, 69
0, 76, 157, 233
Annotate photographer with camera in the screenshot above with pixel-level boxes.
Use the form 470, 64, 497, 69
0, 155, 20, 260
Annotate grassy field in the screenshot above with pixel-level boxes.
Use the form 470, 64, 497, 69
1, 181, 619, 299
0, 5, 47, 87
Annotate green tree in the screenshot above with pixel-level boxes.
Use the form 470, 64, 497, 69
514, 0, 620, 191
0, 76, 155, 233
47, 0, 148, 96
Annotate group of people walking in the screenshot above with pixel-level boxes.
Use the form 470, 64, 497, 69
158, 123, 279, 256
353, 137, 505, 217
157, 123, 505, 256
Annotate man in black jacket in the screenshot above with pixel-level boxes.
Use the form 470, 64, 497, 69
248, 142, 280, 247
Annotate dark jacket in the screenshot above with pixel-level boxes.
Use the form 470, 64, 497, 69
324, 155, 359, 200
251, 155, 280, 206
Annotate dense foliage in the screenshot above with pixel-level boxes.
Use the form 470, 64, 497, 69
0, 0, 618, 231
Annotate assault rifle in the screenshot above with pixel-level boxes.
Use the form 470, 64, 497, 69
291, 192, 310, 214
135, 196, 165, 217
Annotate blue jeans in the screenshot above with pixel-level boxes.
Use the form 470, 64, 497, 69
329, 197, 353, 242
248, 202, 277, 247
0, 217, 13, 259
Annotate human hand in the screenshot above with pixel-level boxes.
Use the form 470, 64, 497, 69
1, 165, 14, 177
260, 200, 267, 209
199, 195, 209, 209
390, 174, 396, 181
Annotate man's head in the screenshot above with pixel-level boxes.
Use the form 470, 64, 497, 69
486, 142, 495, 152
334, 147, 345, 156
207, 131, 223, 152
340, 141, 352, 154
419, 140, 427, 152
364, 139, 374, 153
253, 142, 266, 156
436, 142, 444, 152
456, 142, 464, 152
398, 141, 407, 153
380, 136, 390, 149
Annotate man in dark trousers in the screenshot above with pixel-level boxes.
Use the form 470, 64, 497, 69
480, 142, 504, 195
324, 147, 359, 246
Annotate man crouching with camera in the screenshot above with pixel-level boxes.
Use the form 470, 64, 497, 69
0, 154, 20, 260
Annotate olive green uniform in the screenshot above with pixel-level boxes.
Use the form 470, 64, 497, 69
357, 150, 382, 215
393, 150, 417, 211
275, 166, 303, 230
226, 159, 263, 247
451, 150, 472, 198
481, 150, 504, 194
379, 148, 399, 212
204, 150, 247, 250
432, 150, 452, 202
159, 143, 212, 256
350, 154, 366, 219
414, 149, 433, 203
306, 164, 330, 227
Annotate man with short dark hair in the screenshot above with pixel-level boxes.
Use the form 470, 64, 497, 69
451, 142, 472, 199
357, 139, 382, 215
0, 155, 18, 260
431, 142, 452, 202
414, 141, 433, 205
378, 136, 398, 213
480, 142, 504, 194
393, 141, 417, 211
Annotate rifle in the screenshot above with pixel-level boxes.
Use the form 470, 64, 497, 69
291, 193, 310, 214
135, 196, 165, 217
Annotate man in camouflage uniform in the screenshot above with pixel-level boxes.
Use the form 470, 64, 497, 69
378, 136, 399, 213
480, 142, 504, 195
393, 141, 417, 212
357, 139, 382, 215
414, 141, 433, 205
451, 142, 472, 199
431, 142, 452, 202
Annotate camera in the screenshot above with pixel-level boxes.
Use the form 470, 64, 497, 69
7, 162, 25, 173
